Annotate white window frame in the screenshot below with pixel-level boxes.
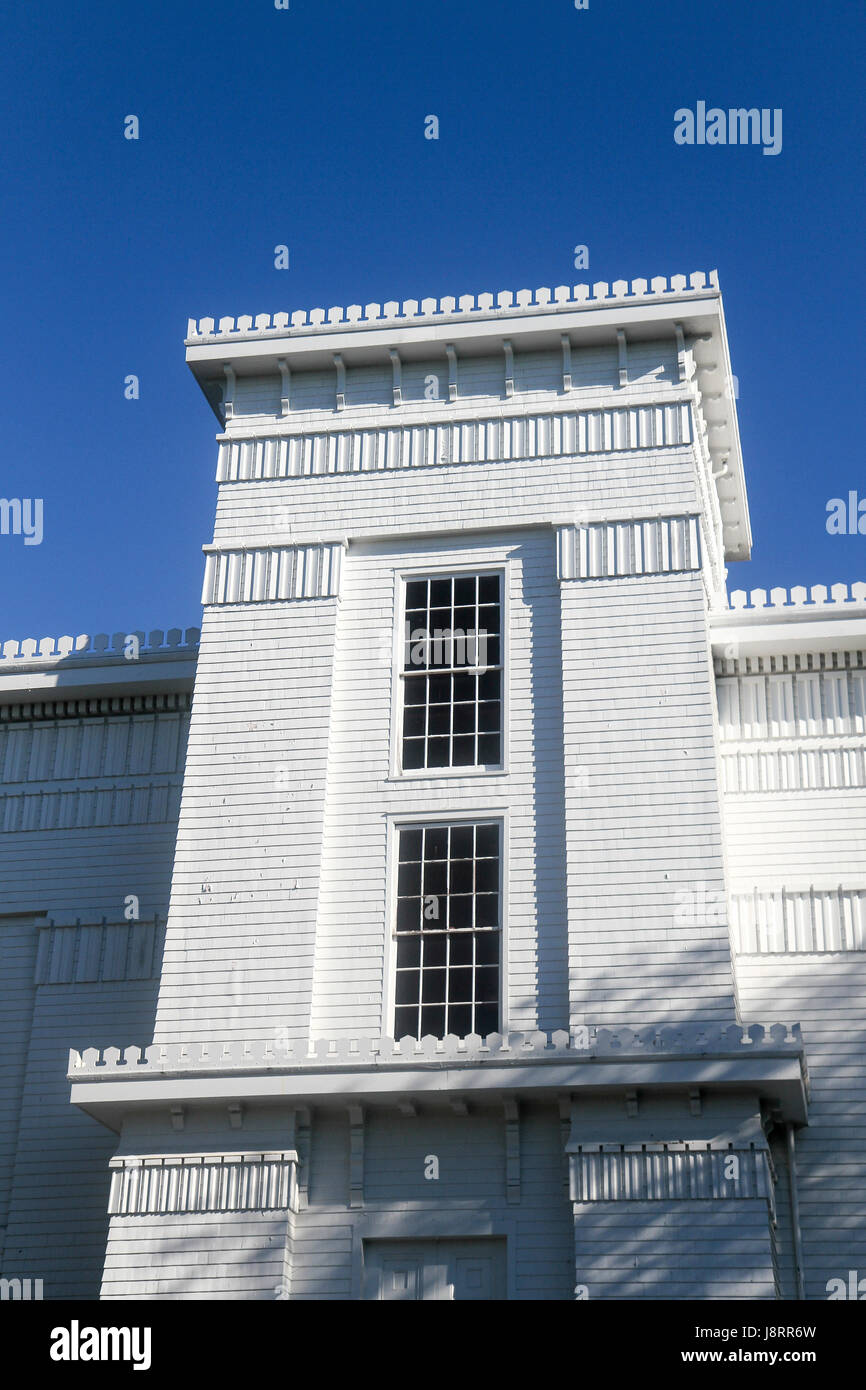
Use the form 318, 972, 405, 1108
389, 564, 508, 780
384, 809, 509, 1041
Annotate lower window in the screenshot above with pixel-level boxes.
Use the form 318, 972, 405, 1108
393, 820, 501, 1039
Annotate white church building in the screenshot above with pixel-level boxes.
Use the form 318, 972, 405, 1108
1, 271, 865, 1300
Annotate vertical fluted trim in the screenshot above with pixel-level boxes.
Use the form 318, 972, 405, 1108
201, 542, 344, 605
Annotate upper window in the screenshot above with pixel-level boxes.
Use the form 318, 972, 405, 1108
400, 573, 502, 771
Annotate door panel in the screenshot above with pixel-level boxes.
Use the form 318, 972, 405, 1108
364, 1238, 506, 1300
380, 1255, 423, 1300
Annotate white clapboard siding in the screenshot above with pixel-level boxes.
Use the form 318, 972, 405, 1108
152, 602, 339, 1042
309, 530, 569, 1040
736, 957, 866, 1300
211, 449, 700, 558
0, 703, 191, 1298
561, 573, 736, 1027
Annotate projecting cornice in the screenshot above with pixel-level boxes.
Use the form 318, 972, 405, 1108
0, 629, 200, 704
185, 269, 749, 563
68, 1024, 808, 1129
712, 582, 866, 658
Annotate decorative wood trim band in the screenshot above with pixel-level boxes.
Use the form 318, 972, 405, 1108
186, 271, 720, 340
568, 1143, 773, 1205
731, 887, 866, 954
715, 650, 866, 677
556, 516, 701, 581
214, 402, 692, 481
717, 669, 866, 740
0, 781, 182, 833
107, 1151, 298, 1216
69, 1023, 803, 1079
0, 711, 189, 781
201, 542, 343, 605
726, 582, 866, 615
35, 919, 165, 985
721, 744, 866, 793
0, 692, 192, 725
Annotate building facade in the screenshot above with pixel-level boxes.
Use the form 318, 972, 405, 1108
2, 272, 865, 1300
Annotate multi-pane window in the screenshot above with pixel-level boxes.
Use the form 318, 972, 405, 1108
394, 821, 501, 1040
401, 574, 502, 771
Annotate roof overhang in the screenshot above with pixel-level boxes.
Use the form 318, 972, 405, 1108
185, 273, 751, 562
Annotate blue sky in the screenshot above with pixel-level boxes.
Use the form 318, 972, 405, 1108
1, 0, 864, 640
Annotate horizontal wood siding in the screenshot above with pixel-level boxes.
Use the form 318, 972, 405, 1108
562, 574, 737, 1027
572, 1200, 775, 1298
152, 603, 338, 1042
309, 530, 569, 1038
0, 706, 187, 1296
211, 448, 698, 549
736, 957, 866, 1301
291, 1105, 574, 1300
1, 980, 161, 1300
101, 1213, 290, 1299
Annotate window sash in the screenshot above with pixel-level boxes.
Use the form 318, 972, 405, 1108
399, 572, 503, 772
393, 820, 502, 1039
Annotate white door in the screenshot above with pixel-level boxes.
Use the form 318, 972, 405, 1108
364, 1238, 506, 1300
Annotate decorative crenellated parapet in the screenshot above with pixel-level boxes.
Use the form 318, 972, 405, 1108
727, 582, 866, 613
556, 516, 701, 581
0, 628, 200, 664
107, 1150, 299, 1216
185, 272, 721, 341
201, 541, 344, 605
69, 1023, 804, 1078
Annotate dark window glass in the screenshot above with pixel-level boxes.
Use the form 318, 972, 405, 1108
401, 574, 502, 770
394, 822, 501, 1039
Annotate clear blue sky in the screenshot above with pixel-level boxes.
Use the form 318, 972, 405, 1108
2, 0, 864, 640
